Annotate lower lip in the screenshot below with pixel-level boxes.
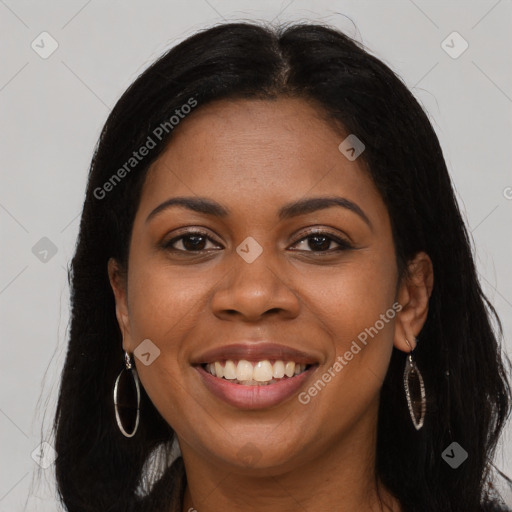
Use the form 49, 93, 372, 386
195, 364, 318, 410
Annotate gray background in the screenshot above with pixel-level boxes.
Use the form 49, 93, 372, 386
1, 1, 511, 510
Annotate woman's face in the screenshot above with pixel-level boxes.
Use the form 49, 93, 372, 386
110, 97, 419, 473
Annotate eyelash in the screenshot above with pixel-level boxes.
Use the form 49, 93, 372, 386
162, 228, 354, 254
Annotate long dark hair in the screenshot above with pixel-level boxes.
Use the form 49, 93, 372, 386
52, 21, 512, 512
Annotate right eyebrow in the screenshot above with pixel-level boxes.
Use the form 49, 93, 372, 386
146, 197, 229, 224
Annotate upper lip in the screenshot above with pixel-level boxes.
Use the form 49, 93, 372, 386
192, 343, 320, 365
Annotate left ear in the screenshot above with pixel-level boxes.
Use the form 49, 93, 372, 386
394, 251, 434, 353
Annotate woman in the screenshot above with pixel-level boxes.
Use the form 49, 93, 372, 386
52, 21, 512, 511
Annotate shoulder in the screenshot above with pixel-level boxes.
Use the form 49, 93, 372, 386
480, 500, 512, 512
482, 468, 512, 512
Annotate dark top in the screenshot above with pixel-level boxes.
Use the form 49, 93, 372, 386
139, 456, 512, 512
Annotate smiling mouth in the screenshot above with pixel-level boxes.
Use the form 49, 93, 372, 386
201, 359, 313, 386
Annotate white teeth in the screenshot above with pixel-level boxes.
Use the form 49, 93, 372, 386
236, 360, 254, 381
285, 362, 296, 378
253, 360, 273, 382
223, 360, 237, 380
204, 359, 309, 383
272, 360, 285, 379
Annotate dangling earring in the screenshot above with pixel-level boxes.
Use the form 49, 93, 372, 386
403, 337, 426, 430
113, 351, 141, 437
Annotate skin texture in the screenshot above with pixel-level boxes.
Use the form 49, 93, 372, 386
108, 97, 434, 512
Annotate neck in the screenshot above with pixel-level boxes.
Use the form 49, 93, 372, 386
179, 404, 401, 512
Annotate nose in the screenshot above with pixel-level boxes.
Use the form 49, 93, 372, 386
210, 249, 301, 323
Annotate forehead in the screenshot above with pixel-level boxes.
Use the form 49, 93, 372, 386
138, 97, 387, 225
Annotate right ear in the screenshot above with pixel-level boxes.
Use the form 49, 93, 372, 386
107, 258, 132, 352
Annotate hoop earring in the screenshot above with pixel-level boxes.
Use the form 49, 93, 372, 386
403, 338, 426, 430
113, 351, 141, 437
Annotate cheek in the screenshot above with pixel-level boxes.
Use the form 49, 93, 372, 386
305, 247, 397, 341
127, 256, 210, 340
301, 250, 398, 407
122, 269, 208, 436
122, 252, 211, 408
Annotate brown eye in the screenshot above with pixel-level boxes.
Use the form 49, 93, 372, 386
291, 230, 353, 253
163, 231, 221, 252
306, 234, 332, 251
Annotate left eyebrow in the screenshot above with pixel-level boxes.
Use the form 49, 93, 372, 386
277, 196, 372, 230
145, 195, 372, 231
